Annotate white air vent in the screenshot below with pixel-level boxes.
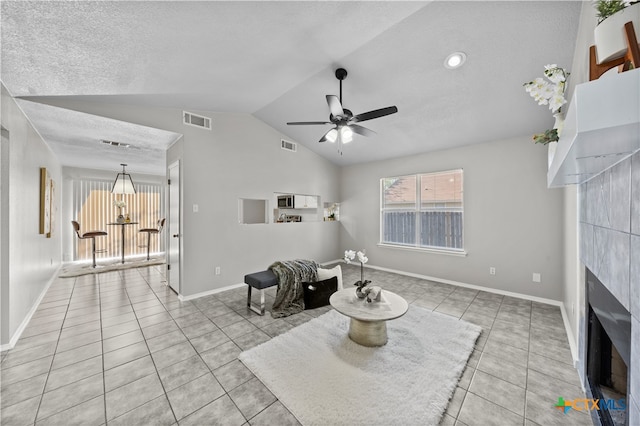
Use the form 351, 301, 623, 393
281, 139, 297, 152
183, 111, 212, 130
101, 139, 131, 148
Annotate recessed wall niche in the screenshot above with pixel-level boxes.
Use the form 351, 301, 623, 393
238, 198, 268, 224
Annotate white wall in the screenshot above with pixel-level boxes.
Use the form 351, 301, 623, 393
340, 135, 565, 301
1, 127, 10, 345
37, 99, 342, 297
1, 85, 63, 347
562, 0, 599, 360
172, 111, 341, 297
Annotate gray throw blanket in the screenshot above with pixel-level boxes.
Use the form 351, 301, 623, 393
269, 259, 318, 318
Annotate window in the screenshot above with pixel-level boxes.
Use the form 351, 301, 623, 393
72, 179, 165, 261
381, 169, 463, 252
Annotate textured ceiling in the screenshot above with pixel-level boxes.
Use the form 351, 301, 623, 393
16, 100, 181, 175
1, 1, 582, 171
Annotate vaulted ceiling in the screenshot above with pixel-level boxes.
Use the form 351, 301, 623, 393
1, 1, 582, 175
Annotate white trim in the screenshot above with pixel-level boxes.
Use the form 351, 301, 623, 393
320, 259, 343, 267
179, 260, 354, 302
377, 243, 467, 257
179, 282, 246, 302
0, 265, 61, 352
560, 302, 579, 368
354, 262, 563, 306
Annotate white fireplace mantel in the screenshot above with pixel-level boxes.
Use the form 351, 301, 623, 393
547, 68, 640, 188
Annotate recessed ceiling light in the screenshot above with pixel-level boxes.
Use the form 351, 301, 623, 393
444, 52, 466, 69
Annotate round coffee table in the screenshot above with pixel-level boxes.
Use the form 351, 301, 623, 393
330, 287, 409, 347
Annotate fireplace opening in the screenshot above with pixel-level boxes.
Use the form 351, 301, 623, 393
586, 269, 631, 426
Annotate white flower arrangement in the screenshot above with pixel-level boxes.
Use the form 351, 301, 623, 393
344, 249, 368, 265
327, 203, 338, 219
113, 199, 126, 209
523, 64, 570, 144
344, 249, 370, 290
524, 64, 569, 114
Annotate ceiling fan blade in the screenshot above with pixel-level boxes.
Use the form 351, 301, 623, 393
326, 95, 344, 118
318, 128, 335, 143
349, 124, 377, 137
287, 121, 331, 125
353, 106, 398, 123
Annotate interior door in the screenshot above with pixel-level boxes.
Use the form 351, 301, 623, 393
168, 161, 180, 294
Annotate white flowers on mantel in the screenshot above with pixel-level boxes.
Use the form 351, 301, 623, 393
523, 64, 570, 146
524, 65, 569, 113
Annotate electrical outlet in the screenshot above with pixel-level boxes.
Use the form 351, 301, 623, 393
193, 204, 199, 213
215, 266, 221, 275
532, 273, 541, 283
489, 267, 496, 275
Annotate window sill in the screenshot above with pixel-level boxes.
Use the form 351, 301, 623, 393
377, 243, 467, 257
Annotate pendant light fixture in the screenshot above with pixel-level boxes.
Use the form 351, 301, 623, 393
111, 163, 136, 194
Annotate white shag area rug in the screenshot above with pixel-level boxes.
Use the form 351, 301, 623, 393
239, 306, 481, 426
58, 257, 165, 277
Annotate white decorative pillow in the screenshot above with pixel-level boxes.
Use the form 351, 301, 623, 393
317, 265, 343, 290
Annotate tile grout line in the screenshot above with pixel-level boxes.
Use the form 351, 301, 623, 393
458, 296, 530, 423
184, 291, 263, 423
107, 267, 180, 424
31, 276, 77, 425
100, 271, 108, 424
5, 265, 583, 426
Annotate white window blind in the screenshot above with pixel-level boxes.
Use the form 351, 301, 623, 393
72, 179, 165, 262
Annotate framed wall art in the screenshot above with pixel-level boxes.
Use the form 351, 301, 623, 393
39, 167, 51, 235
47, 177, 56, 238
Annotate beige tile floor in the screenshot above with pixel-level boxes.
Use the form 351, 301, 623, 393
0, 263, 592, 426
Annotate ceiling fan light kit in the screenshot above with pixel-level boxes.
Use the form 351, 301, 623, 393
326, 128, 338, 143
287, 67, 398, 153
340, 126, 353, 143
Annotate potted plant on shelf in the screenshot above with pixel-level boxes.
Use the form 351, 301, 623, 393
594, 0, 640, 64
326, 203, 337, 221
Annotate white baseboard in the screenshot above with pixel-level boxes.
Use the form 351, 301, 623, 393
0, 264, 62, 352
560, 302, 579, 368
343, 262, 564, 307
178, 260, 344, 303
346, 262, 582, 367
179, 282, 246, 302
177, 261, 577, 366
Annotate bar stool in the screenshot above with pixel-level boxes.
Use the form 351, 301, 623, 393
71, 221, 108, 268
138, 218, 165, 261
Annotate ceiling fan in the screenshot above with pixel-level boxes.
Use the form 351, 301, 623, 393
287, 68, 398, 145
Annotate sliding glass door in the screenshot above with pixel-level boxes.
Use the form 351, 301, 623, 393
72, 179, 165, 262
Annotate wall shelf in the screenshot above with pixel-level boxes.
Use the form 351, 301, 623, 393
548, 68, 640, 188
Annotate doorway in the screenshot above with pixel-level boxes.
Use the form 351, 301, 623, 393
168, 160, 180, 294
1, 127, 10, 347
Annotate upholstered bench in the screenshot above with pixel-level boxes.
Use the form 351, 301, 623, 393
244, 270, 278, 315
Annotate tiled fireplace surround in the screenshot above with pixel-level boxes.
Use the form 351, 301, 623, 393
578, 151, 640, 424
